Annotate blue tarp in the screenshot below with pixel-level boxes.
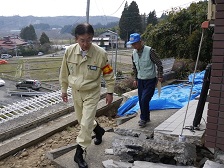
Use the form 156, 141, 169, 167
117, 71, 205, 117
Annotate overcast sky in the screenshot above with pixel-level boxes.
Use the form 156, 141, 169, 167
2, 0, 201, 18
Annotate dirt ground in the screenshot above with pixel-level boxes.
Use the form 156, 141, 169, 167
0, 116, 117, 168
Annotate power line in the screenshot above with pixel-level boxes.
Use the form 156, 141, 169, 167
156, 0, 201, 16
109, 0, 126, 16
93, 0, 108, 25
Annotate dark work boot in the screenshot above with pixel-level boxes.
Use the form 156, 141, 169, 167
74, 145, 88, 168
93, 122, 105, 145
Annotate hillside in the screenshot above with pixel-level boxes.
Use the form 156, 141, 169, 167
0, 15, 119, 37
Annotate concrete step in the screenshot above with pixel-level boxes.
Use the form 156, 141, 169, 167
154, 100, 208, 146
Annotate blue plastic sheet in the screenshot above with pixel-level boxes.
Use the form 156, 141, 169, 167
117, 96, 139, 117
117, 71, 205, 117
188, 70, 205, 84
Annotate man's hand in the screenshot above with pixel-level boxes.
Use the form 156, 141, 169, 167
133, 80, 138, 88
61, 92, 68, 102
106, 93, 113, 105
157, 77, 163, 83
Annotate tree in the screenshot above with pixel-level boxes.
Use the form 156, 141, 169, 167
128, 1, 142, 33
39, 32, 50, 45
94, 28, 107, 36
20, 24, 37, 42
147, 10, 158, 26
159, 13, 168, 21
119, 2, 130, 42
119, 1, 142, 43
61, 25, 76, 34
142, 1, 212, 63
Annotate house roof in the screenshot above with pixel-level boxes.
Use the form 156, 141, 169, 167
0, 36, 27, 50
92, 37, 110, 41
92, 37, 110, 46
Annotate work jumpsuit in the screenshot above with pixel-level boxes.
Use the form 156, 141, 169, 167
59, 43, 115, 149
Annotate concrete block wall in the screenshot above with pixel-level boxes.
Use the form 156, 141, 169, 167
205, 0, 224, 151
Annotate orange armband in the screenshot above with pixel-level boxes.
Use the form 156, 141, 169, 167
102, 64, 113, 75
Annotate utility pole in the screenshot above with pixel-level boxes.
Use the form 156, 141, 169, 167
86, 0, 90, 23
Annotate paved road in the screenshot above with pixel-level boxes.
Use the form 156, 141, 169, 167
107, 49, 133, 65
0, 79, 49, 107
0, 79, 25, 106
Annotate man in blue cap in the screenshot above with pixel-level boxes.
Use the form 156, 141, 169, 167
127, 33, 163, 127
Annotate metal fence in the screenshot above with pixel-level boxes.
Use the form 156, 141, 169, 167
0, 88, 72, 123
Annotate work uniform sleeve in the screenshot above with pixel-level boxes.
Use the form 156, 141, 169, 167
150, 49, 163, 78
101, 53, 115, 93
59, 52, 69, 93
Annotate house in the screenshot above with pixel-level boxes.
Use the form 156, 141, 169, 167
0, 35, 27, 54
94, 31, 125, 50
204, 0, 224, 156
92, 37, 110, 50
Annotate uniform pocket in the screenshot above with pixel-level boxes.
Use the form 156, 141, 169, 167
67, 62, 78, 76
85, 65, 100, 80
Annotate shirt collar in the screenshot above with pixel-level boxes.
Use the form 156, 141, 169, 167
137, 45, 145, 54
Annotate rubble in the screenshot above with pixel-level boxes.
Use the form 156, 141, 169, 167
112, 130, 196, 166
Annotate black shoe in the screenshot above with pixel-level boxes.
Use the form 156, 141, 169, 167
138, 119, 150, 123
138, 120, 148, 128
74, 145, 88, 168
93, 122, 105, 145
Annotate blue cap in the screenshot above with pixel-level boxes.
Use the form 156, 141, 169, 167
126, 33, 141, 45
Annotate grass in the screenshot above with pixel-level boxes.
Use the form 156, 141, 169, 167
0, 57, 63, 82
0, 54, 134, 82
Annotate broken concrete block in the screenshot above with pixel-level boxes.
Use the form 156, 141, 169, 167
102, 159, 133, 168
112, 136, 196, 166
105, 148, 114, 155
114, 128, 152, 139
